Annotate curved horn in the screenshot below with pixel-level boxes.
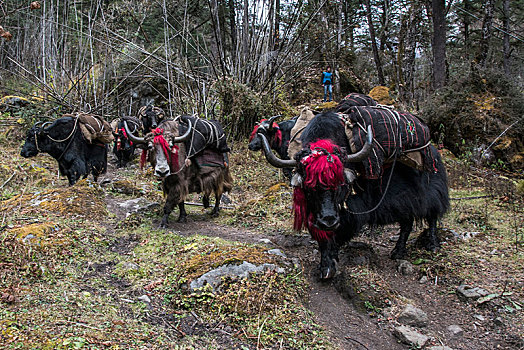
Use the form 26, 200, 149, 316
346, 125, 373, 162
42, 121, 52, 130
172, 119, 192, 142
259, 133, 297, 168
267, 115, 280, 127
124, 120, 146, 145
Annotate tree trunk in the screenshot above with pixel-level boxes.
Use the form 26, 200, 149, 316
431, 0, 446, 90
502, 0, 511, 75
364, 0, 385, 86
477, 0, 495, 67
463, 0, 471, 57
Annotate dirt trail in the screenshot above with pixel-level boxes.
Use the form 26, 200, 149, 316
97, 160, 523, 350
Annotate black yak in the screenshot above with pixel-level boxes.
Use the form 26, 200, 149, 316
21, 117, 108, 185
258, 110, 449, 279
248, 115, 296, 179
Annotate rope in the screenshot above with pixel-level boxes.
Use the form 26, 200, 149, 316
47, 116, 79, 143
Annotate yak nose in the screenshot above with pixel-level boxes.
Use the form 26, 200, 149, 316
155, 168, 170, 178
316, 214, 340, 231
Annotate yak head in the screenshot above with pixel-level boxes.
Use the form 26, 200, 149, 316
20, 120, 56, 158
114, 119, 136, 153
124, 119, 192, 178
292, 140, 359, 241
139, 105, 166, 132
248, 115, 282, 152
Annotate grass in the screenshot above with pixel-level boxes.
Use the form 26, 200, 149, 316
1, 121, 523, 348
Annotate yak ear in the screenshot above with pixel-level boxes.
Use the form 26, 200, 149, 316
291, 173, 303, 187
344, 169, 357, 184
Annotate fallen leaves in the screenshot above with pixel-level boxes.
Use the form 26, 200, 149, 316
0, 26, 13, 41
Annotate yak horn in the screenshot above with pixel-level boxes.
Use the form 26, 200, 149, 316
346, 125, 373, 162
259, 133, 297, 168
124, 120, 146, 144
172, 119, 192, 142
267, 115, 280, 127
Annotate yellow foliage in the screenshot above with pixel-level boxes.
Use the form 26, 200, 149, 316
264, 182, 287, 196
493, 136, 512, 151
369, 86, 394, 105
471, 92, 496, 112
0, 179, 106, 218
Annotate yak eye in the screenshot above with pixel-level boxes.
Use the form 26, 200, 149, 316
291, 173, 303, 187
344, 169, 357, 184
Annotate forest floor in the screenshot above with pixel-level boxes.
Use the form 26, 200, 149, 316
0, 130, 523, 349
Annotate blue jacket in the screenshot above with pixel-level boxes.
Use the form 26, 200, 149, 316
322, 71, 333, 85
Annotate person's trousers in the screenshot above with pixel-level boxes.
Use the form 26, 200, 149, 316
324, 84, 332, 102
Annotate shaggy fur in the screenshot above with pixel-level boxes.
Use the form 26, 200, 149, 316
21, 117, 107, 185
249, 117, 296, 179
293, 110, 449, 279
145, 120, 233, 227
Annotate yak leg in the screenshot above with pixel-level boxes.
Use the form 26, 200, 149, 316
161, 196, 178, 228
319, 238, 338, 279
425, 216, 441, 252
203, 195, 210, 208
177, 202, 187, 223
210, 192, 221, 217
391, 219, 414, 260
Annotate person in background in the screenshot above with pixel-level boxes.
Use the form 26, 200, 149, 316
321, 67, 333, 102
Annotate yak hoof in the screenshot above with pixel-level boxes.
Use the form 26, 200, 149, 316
425, 242, 441, 253
177, 215, 187, 223
210, 210, 219, 218
390, 247, 407, 260
203, 196, 210, 208
159, 221, 168, 228
320, 266, 336, 280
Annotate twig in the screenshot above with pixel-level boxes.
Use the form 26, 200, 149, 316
0, 171, 16, 189
56, 320, 104, 331
450, 195, 493, 201
480, 119, 522, 160
345, 336, 370, 350
183, 201, 234, 210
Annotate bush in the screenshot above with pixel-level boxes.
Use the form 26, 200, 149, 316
421, 68, 524, 172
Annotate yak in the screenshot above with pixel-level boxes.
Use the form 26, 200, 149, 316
138, 105, 166, 132
248, 115, 296, 179
125, 118, 233, 227
21, 117, 108, 185
111, 117, 141, 168
336, 92, 377, 114
258, 110, 449, 279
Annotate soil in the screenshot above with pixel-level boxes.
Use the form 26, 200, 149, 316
64, 158, 524, 350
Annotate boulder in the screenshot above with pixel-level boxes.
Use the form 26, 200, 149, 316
398, 304, 429, 327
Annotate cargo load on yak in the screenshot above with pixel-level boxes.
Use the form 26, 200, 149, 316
178, 115, 231, 160
340, 105, 436, 179
63, 112, 114, 144
288, 105, 436, 180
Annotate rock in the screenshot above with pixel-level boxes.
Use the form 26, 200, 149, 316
473, 314, 486, 322
427, 347, 454, 350
398, 304, 429, 327
267, 249, 286, 258
121, 262, 139, 271
419, 275, 429, 284
493, 317, 504, 327
138, 295, 151, 303
258, 238, 272, 245
393, 325, 429, 348
447, 324, 463, 337
462, 231, 481, 240
397, 260, 414, 275
118, 198, 158, 216
352, 255, 368, 265
190, 261, 284, 291
389, 235, 399, 242
22, 234, 37, 243
456, 285, 489, 301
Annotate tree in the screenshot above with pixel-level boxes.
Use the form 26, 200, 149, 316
431, 0, 447, 89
